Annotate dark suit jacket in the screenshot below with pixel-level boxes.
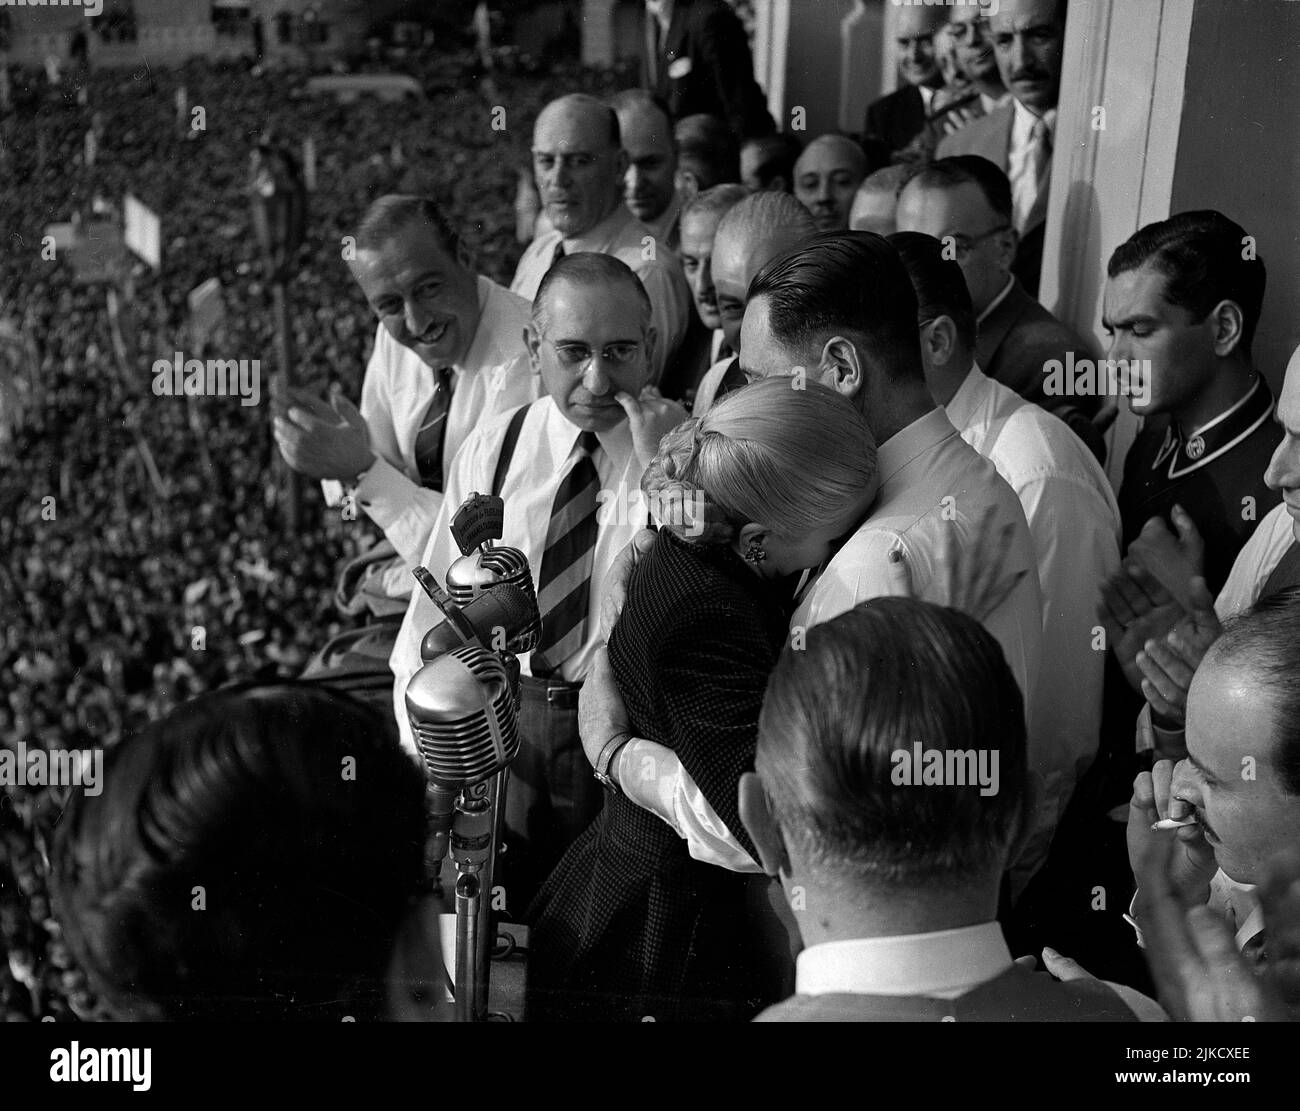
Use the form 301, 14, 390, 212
755, 963, 1140, 1022
643, 0, 775, 139
976, 278, 1106, 463
861, 84, 927, 171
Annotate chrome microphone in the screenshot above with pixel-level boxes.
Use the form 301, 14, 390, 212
445, 492, 541, 653
405, 645, 521, 871
420, 582, 539, 662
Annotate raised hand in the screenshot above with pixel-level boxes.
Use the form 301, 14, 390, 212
1126, 506, 1206, 611
617, 385, 688, 471
273, 386, 373, 481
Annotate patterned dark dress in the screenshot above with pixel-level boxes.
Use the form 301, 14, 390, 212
526, 528, 793, 1022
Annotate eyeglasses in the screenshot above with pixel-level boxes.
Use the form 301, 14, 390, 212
544, 338, 642, 367
947, 224, 1010, 259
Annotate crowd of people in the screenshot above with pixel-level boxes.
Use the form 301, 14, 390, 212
5, 0, 1300, 1026
0, 36, 623, 1021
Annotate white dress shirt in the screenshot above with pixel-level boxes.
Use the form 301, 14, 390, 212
945, 364, 1121, 846
797, 922, 1164, 1018
509, 204, 692, 382
389, 397, 649, 757
353, 276, 540, 597
1007, 99, 1055, 233
1216, 502, 1296, 618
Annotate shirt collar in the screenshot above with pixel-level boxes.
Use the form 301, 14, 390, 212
795, 923, 1013, 997
449, 276, 493, 377
976, 276, 1016, 326
541, 395, 635, 465
943, 361, 992, 431
918, 83, 936, 111
1011, 97, 1055, 144
878, 407, 960, 489
1210, 869, 1265, 952
1162, 377, 1274, 480
560, 203, 637, 255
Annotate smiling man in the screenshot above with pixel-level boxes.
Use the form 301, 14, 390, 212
511, 95, 691, 384
860, 4, 947, 169
391, 253, 685, 911
610, 90, 682, 249
273, 194, 539, 607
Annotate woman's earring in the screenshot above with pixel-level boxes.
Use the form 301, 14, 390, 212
744, 544, 767, 565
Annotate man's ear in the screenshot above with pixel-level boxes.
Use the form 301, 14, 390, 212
921, 316, 959, 371
738, 772, 789, 878
995, 225, 1019, 274
524, 324, 542, 371
820, 335, 864, 399
1209, 299, 1246, 357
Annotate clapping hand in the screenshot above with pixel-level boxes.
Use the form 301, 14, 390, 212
273, 386, 373, 481
1135, 576, 1223, 724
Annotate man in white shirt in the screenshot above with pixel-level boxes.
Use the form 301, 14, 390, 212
891, 230, 1121, 869
737, 598, 1160, 1020
392, 253, 684, 911
273, 194, 540, 609
511, 94, 692, 382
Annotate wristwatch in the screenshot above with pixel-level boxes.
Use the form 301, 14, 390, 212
593, 731, 632, 793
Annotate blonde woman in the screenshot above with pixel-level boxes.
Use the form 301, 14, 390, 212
528, 377, 878, 1022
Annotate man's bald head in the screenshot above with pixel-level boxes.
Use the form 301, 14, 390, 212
711, 192, 817, 353
850, 164, 921, 235
894, 3, 948, 88
609, 90, 678, 225
532, 95, 626, 238
794, 134, 868, 233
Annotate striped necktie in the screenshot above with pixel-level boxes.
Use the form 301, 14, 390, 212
413, 365, 454, 491
532, 430, 601, 677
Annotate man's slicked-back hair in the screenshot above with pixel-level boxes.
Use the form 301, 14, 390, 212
714, 190, 817, 254
908, 155, 1013, 227
889, 230, 978, 350
49, 683, 427, 1021
608, 88, 675, 143
355, 193, 464, 259
1107, 209, 1267, 354
681, 183, 751, 227
531, 251, 652, 334
746, 230, 925, 384
675, 113, 741, 188
757, 597, 1027, 885
1204, 586, 1300, 794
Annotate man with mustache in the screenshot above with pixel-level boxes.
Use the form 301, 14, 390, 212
937, 0, 1069, 295
860, 4, 948, 170
391, 253, 685, 912
1126, 589, 1300, 970
511, 94, 692, 383
274, 194, 540, 610
793, 134, 867, 234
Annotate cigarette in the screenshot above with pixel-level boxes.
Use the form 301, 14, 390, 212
1151, 817, 1198, 831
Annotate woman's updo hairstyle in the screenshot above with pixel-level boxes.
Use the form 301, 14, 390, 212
642, 376, 878, 546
